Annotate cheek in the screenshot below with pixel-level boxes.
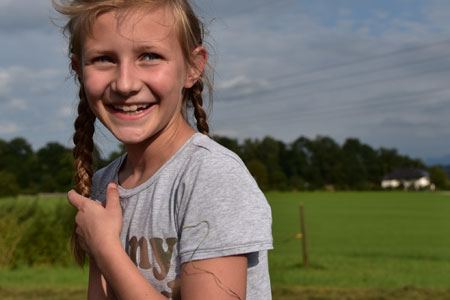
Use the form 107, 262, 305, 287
82, 71, 108, 100
81, 76, 106, 120
150, 69, 185, 100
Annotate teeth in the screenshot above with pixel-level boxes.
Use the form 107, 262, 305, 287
113, 104, 150, 112
126, 105, 137, 112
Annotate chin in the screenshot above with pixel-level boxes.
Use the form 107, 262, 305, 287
111, 130, 152, 145
118, 136, 152, 146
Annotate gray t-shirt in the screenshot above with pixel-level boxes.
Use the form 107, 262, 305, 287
91, 133, 273, 299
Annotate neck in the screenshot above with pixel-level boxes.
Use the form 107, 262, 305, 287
118, 117, 196, 188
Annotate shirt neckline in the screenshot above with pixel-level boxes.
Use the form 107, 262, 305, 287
115, 132, 202, 196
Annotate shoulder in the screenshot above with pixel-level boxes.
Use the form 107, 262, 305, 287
186, 134, 251, 179
182, 134, 266, 203
177, 135, 273, 262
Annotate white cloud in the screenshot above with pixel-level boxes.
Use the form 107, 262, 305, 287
201, 0, 450, 160
0, 69, 11, 95
0, 66, 63, 96
0, 0, 12, 7
215, 75, 270, 101
58, 107, 74, 118
338, 8, 352, 17
210, 127, 239, 138
6, 98, 28, 111
0, 0, 448, 160
423, 0, 450, 28
0, 0, 53, 33
0, 122, 22, 135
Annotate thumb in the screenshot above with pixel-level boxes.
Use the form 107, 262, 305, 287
67, 189, 86, 210
105, 182, 121, 211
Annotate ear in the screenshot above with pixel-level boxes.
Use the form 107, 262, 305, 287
71, 55, 82, 79
184, 46, 208, 88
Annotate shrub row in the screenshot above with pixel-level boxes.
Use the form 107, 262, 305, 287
0, 198, 76, 268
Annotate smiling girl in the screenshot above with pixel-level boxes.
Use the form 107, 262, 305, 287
53, 1, 273, 299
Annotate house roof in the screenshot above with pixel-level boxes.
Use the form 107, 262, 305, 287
382, 168, 429, 180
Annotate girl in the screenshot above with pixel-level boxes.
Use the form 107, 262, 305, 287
53, 0, 273, 299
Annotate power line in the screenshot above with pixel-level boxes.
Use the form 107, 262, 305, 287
265, 37, 450, 82
212, 96, 443, 129
221, 52, 450, 102
219, 63, 450, 107
213, 86, 450, 126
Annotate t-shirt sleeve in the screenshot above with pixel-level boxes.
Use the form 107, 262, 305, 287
177, 154, 273, 264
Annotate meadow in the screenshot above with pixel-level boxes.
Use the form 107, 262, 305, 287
1, 191, 449, 299
267, 191, 450, 289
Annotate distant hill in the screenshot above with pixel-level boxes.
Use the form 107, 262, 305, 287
441, 165, 450, 178
425, 154, 450, 166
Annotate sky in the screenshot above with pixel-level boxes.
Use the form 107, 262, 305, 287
1, 0, 450, 163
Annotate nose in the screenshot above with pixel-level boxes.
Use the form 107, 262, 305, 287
111, 61, 142, 96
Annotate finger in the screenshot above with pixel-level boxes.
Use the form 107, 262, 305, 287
68, 190, 87, 210
105, 182, 121, 211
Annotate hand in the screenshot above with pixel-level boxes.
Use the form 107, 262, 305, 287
68, 182, 123, 259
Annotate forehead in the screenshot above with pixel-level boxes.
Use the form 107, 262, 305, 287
86, 6, 179, 48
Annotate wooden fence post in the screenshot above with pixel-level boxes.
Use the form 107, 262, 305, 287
299, 203, 309, 268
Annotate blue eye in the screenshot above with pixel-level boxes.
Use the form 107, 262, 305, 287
142, 53, 161, 61
94, 56, 113, 63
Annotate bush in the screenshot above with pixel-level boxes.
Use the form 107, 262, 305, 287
0, 172, 20, 197
0, 198, 76, 267
0, 215, 29, 267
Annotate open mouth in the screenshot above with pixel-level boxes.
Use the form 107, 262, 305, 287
111, 104, 152, 115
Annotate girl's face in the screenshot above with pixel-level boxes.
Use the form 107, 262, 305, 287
76, 7, 204, 145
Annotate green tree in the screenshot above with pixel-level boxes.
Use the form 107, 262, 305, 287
0, 137, 36, 192
213, 136, 241, 156
429, 166, 449, 189
93, 143, 126, 170
286, 137, 312, 186
309, 136, 341, 188
36, 142, 73, 192
259, 136, 281, 174
0, 171, 20, 197
246, 159, 269, 191
340, 138, 380, 189
56, 152, 75, 191
270, 170, 288, 191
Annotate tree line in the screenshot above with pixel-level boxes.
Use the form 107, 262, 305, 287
0, 137, 121, 197
0, 135, 448, 196
213, 135, 448, 191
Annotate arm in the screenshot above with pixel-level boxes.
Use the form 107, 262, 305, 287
88, 259, 117, 300
69, 183, 248, 300
181, 255, 247, 300
69, 183, 167, 300
95, 243, 248, 300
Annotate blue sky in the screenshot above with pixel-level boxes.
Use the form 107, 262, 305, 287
1, 0, 449, 162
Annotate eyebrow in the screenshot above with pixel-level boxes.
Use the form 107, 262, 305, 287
133, 44, 167, 53
83, 48, 115, 58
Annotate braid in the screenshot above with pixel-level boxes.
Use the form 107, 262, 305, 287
71, 84, 96, 266
191, 79, 209, 135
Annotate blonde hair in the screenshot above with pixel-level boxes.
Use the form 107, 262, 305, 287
53, 0, 212, 266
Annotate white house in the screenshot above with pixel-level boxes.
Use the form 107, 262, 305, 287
381, 168, 434, 190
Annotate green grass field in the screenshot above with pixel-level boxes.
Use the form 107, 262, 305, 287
1, 192, 450, 299
267, 191, 450, 289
